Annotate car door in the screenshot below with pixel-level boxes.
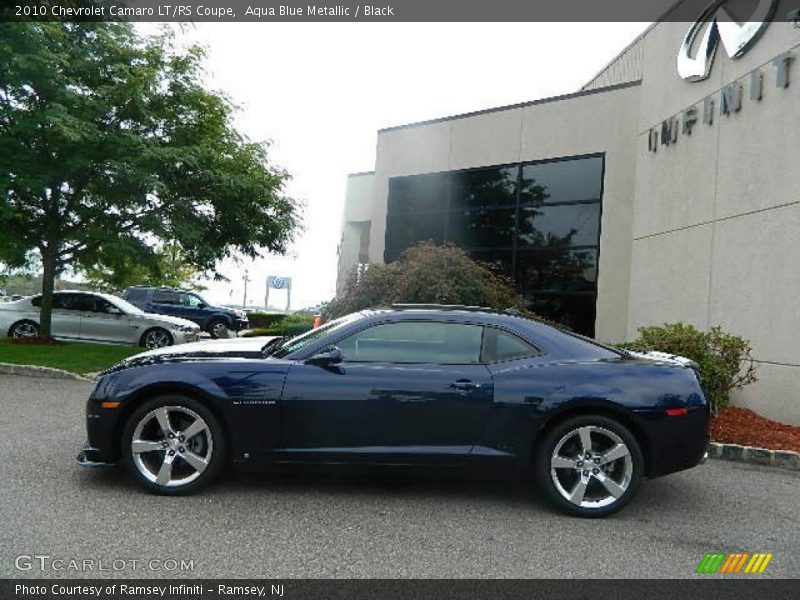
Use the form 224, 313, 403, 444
178, 292, 208, 326
47, 293, 84, 339
278, 320, 493, 465
78, 295, 130, 343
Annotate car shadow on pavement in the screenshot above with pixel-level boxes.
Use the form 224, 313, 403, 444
73, 461, 709, 519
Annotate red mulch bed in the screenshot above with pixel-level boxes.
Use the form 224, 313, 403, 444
711, 406, 800, 452
9, 336, 63, 346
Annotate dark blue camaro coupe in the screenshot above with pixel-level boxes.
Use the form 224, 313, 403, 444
79, 305, 709, 517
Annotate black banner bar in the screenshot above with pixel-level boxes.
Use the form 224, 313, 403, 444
2, 579, 799, 600
3, 0, 800, 22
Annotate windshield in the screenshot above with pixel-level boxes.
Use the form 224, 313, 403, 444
106, 295, 145, 315
270, 312, 363, 358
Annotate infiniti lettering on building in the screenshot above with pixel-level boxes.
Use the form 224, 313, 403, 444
648, 50, 793, 152
649, 1, 793, 152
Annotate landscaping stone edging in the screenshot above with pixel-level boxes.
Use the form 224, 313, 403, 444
0, 362, 94, 382
709, 442, 800, 471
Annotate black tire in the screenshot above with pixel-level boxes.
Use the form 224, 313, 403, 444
208, 318, 229, 339
121, 395, 226, 495
139, 327, 173, 349
534, 414, 643, 518
8, 320, 39, 339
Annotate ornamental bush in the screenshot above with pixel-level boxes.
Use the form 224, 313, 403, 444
619, 323, 757, 414
324, 242, 521, 319
245, 311, 287, 329
242, 313, 315, 338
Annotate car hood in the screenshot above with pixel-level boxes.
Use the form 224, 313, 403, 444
132, 312, 199, 329
121, 336, 276, 363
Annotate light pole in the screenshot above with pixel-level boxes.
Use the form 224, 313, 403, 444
242, 269, 250, 308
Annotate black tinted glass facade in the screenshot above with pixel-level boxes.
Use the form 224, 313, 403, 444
385, 155, 603, 336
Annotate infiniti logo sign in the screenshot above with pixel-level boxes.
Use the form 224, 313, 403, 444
677, 0, 778, 81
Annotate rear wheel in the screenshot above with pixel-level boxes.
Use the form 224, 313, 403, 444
9, 320, 39, 339
208, 319, 229, 339
121, 395, 226, 495
535, 414, 643, 517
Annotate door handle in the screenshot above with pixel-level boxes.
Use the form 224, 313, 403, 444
451, 379, 481, 391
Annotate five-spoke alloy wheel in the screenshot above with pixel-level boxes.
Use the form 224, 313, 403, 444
536, 415, 643, 517
122, 396, 226, 494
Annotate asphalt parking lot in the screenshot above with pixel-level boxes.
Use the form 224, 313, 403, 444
0, 374, 798, 579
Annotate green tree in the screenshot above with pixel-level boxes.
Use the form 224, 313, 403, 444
0, 22, 299, 336
82, 241, 203, 293
325, 242, 521, 318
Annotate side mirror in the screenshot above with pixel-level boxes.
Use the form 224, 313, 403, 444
196, 303, 206, 309
306, 345, 343, 367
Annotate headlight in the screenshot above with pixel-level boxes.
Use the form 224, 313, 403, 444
176, 324, 197, 333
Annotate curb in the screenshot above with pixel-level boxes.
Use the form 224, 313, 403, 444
709, 442, 800, 471
0, 362, 94, 382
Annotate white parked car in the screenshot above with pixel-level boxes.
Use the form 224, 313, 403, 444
0, 291, 200, 348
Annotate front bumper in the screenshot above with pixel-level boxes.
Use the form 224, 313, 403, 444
77, 443, 116, 468
232, 318, 249, 331
173, 331, 201, 344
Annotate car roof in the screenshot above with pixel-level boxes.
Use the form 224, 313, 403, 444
341, 305, 623, 360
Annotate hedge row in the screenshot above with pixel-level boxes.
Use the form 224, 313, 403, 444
242, 313, 315, 338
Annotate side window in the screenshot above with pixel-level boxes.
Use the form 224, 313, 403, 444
91, 296, 119, 314
182, 294, 204, 308
31, 294, 87, 310
55, 293, 91, 311
482, 328, 540, 362
337, 322, 483, 364
152, 290, 179, 305
125, 288, 147, 303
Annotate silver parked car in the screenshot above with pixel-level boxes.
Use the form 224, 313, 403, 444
0, 291, 200, 348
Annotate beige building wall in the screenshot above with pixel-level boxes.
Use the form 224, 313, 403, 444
629, 18, 800, 423
337, 172, 375, 294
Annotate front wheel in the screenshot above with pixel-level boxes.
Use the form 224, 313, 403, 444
535, 414, 643, 517
121, 396, 226, 495
140, 327, 173, 349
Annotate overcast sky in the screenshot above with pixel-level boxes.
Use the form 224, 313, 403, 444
180, 23, 650, 310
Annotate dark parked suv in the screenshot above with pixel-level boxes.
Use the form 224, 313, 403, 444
123, 286, 248, 338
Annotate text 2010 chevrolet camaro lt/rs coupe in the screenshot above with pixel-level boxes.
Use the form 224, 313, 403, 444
79, 305, 709, 517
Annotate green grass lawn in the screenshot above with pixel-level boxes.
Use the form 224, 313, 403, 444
0, 339, 142, 375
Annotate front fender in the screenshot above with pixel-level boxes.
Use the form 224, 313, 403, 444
94, 360, 289, 461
